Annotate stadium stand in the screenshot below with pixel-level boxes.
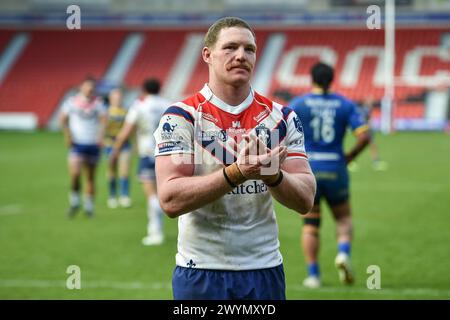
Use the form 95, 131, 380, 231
0, 30, 14, 54
0, 27, 448, 128
0, 30, 126, 127
125, 30, 187, 88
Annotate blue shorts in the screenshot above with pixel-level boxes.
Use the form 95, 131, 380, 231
313, 166, 349, 206
138, 156, 156, 182
70, 143, 100, 165
172, 265, 286, 300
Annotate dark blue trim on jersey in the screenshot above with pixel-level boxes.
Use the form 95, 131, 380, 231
281, 106, 293, 121
163, 106, 194, 125
200, 139, 237, 165
271, 118, 287, 148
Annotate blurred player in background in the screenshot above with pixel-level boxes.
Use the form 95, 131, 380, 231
154, 17, 315, 300
290, 62, 371, 288
110, 78, 170, 246
348, 97, 388, 172
104, 87, 132, 209
59, 76, 107, 218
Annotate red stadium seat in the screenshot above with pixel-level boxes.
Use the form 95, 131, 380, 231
0, 27, 447, 127
0, 30, 126, 126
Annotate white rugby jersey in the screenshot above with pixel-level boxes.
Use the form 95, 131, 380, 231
61, 94, 106, 145
126, 95, 170, 157
154, 84, 308, 270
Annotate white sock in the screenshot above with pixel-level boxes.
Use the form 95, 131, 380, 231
147, 196, 163, 236
84, 195, 94, 212
69, 191, 80, 207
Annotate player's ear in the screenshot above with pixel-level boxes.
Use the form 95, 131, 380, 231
202, 47, 211, 64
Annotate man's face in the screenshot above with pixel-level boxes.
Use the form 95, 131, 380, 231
109, 89, 122, 106
80, 80, 95, 98
204, 27, 256, 87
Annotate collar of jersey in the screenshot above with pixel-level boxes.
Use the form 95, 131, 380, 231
76, 94, 97, 108
200, 84, 254, 115
77, 93, 95, 103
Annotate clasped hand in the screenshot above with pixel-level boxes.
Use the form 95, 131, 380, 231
235, 134, 287, 180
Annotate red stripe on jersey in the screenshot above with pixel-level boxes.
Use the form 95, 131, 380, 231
287, 152, 308, 159
202, 102, 272, 130
182, 91, 276, 128
74, 95, 101, 110
254, 92, 274, 112
182, 92, 206, 111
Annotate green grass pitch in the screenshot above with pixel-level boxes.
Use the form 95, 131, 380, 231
0, 131, 449, 299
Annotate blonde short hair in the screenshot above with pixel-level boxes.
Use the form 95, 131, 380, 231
204, 17, 256, 48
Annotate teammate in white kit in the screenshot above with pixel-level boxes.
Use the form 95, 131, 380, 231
59, 77, 107, 218
154, 17, 316, 300
110, 79, 170, 245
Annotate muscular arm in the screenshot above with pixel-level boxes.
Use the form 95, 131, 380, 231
59, 113, 71, 148
156, 155, 233, 218
266, 158, 316, 214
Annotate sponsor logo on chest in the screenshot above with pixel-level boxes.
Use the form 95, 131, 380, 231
253, 109, 269, 123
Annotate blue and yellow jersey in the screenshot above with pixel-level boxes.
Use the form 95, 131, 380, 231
289, 91, 368, 171
104, 105, 129, 148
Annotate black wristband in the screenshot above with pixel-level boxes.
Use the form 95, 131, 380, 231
223, 167, 237, 188
266, 171, 284, 188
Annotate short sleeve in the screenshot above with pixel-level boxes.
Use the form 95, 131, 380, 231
125, 102, 139, 125
348, 101, 369, 135
153, 107, 194, 156
60, 98, 72, 115
284, 109, 308, 160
